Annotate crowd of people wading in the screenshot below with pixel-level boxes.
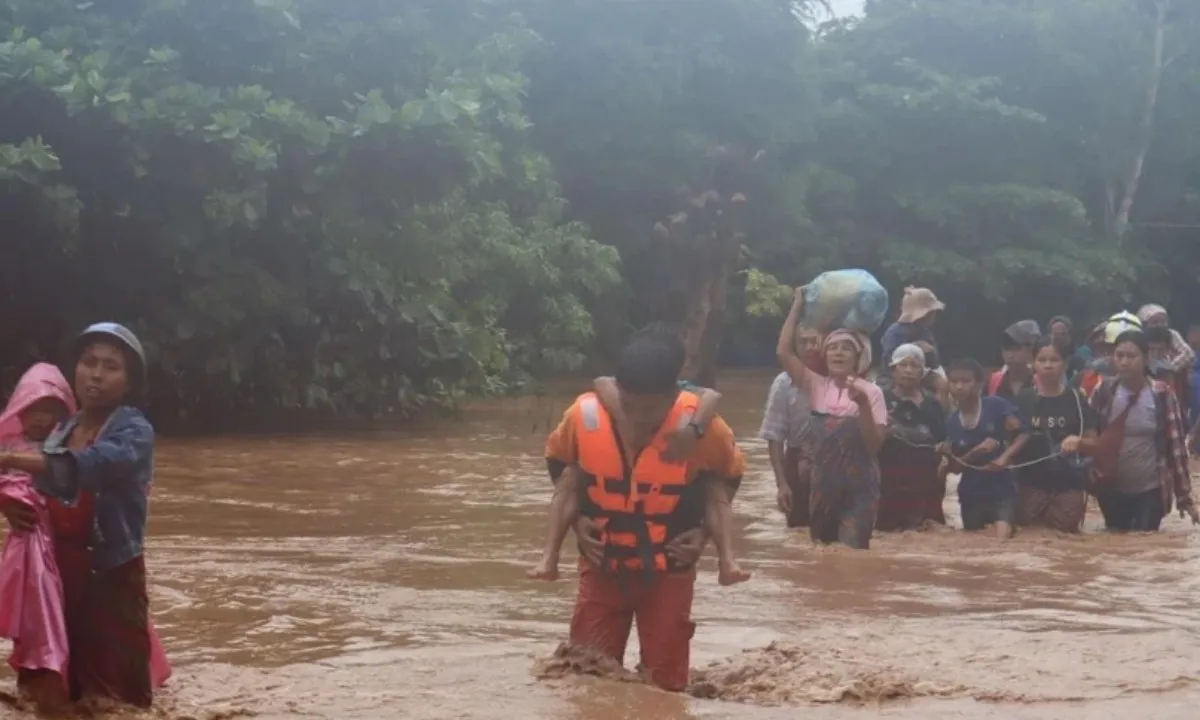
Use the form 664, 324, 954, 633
529, 280, 1200, 693
1, 286, 1198, 708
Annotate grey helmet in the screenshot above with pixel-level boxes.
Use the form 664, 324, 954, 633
74, 322, 147, 395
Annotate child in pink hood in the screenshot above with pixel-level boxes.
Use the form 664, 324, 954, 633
0, 359, 170, 711
0, 363, 77, 708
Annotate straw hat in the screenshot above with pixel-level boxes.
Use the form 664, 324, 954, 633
897, 287, 945, 323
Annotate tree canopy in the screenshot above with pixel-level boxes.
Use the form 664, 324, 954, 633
2, 0, 1198, 426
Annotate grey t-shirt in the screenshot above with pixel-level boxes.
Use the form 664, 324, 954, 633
1110, 386, 1160, 495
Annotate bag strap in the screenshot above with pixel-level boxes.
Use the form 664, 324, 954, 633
1152, 382, 1170, 460
1097, 378, 1142, 425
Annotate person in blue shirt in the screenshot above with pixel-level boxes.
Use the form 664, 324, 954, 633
941, 357, 1031, 540
880, 286, 945, 366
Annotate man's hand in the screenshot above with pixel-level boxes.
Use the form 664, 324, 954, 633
776, 482, 793, 515
665, 527, 708, 567
573, 516, 604, 566
0, 499, 37, 534
985, 455, 1010, 472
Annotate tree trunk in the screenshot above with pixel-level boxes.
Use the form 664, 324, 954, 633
656, 149, 756, 389
1114, 0, 1169, 240
679, 275, 715, 385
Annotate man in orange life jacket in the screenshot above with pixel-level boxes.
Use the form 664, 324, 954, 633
542, 328, 748, 691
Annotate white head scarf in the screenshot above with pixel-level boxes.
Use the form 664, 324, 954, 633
889, 342, 926, 370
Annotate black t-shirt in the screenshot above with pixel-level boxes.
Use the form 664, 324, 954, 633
883, 389, 946, 445
1018, 388, 1098, 491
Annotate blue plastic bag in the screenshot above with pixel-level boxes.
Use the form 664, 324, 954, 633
802, 269, 889, 334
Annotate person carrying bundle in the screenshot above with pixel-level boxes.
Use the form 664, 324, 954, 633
777, 287, 887, 549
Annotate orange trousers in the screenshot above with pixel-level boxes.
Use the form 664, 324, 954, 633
568, 560, 696, 691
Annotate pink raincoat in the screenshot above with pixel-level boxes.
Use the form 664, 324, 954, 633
0, 363, 170, 688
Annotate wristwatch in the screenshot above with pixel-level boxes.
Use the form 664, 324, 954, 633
689, 421, 706, 438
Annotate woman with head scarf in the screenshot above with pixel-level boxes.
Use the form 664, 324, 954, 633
875, 344, 948, 531
0, 323, 169, 708
778, 288, 887, 549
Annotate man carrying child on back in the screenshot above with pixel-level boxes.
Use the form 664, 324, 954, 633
535, 326, 748, 691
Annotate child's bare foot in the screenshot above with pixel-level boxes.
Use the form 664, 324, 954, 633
718, 560, 750, 586
527, 556, 560, 581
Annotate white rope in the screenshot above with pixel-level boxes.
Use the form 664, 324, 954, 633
890, 386, 1086, 472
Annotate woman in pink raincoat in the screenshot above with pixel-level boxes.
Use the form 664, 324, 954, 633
0, 336, 170, 711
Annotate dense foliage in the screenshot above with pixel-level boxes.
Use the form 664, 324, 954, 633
1, 0, 1198, 425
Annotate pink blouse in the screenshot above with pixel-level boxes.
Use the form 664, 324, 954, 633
804, 375, 888, 424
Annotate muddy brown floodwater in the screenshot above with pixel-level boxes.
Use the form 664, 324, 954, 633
3, 370, 1200, 719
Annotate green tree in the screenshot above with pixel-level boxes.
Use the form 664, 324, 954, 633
0, 0, 618, 425
516, 0, 822, 382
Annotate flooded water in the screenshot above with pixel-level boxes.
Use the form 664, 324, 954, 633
3, 370, 1200, 719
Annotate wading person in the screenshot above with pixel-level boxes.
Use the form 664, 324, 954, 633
1137, 304, 1195, 375
1079, 312, 1142, 399
760, 323, 821, 528
1015, 338, 1096, 534
1187, 324, 1200, 431
778, 289, 887, 549
1048, 316, 1089, 381
876, 344, 947, 531
881, 287, 945, 370
943, 358, 1030, 540
1146, 326, 1185, 400
1085, 330, 1198, 532
591, 328, 724, 467
988, 320, 1041, 401
528, 326, 739, 585
0, 323, 169, 708
536, 329, 748, 692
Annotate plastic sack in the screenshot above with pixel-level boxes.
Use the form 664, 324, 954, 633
802, 268, 889, 334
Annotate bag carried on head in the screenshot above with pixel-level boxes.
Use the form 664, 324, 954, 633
802, 269, 889, 335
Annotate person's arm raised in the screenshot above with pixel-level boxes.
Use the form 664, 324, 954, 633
777, 287, 815, 392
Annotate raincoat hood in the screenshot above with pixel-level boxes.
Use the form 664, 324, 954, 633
0, 363, 76, 444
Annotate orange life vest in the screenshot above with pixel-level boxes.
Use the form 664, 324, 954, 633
572, 390, 701, 576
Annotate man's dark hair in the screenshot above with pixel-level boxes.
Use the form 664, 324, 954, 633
615, 328, 685, 396
1144, 325, 1171, 345
946, 357, 986, 384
